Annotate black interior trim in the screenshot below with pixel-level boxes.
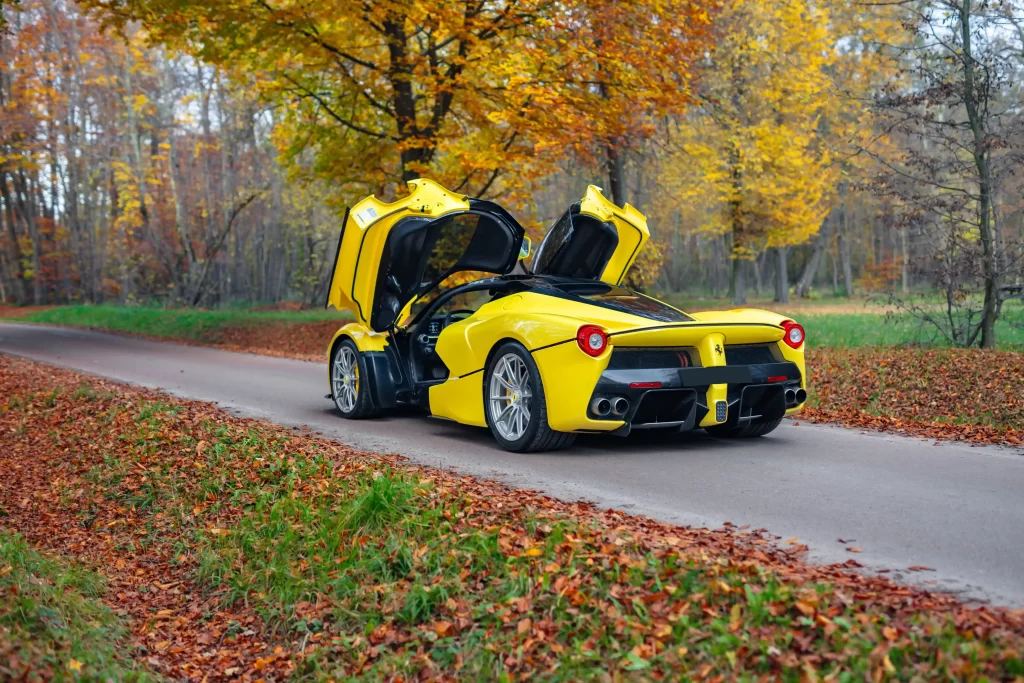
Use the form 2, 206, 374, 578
533, 207, 619, 280
366, 209, 526, 332
408, 212, 523, 305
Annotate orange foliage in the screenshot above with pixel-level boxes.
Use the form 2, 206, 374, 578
857, 258, 902, 293
83, 0, 717, 209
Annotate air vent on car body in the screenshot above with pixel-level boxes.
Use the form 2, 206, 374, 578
607, 347, 697, 370
724, 344, 777, 365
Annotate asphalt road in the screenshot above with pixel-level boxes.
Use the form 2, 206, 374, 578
1, 322, 1022, 606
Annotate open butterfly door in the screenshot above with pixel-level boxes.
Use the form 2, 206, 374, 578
325, 179, 526, 331
530, 185, 649, 285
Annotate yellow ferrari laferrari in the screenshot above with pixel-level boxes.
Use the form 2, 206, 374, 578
325, 179, 807, 452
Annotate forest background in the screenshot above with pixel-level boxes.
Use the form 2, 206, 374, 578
2, 0, 1024, 347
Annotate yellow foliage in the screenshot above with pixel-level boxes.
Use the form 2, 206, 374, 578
652, 0, 895, 258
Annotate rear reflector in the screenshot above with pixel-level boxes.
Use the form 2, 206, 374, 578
629, 381, 662, 389
767, 375, 787, 383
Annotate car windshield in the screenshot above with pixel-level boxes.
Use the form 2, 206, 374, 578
549, 281, 692, 323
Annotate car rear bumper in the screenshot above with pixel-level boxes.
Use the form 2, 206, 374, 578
585, 361, 804, 436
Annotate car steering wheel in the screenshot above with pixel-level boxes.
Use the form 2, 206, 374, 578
443, 309, 475, 328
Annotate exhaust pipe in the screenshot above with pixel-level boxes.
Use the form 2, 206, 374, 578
785, 388, 796, 405
795, 388, 807, 404
591, 397, 611, 417
612, 397, 629, 416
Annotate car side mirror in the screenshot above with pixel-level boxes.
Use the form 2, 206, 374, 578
519, 237, 531, 260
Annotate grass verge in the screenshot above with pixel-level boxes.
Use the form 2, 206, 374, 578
10, 304, 347, 340
1, 356, 1022, 679
0, 529, 152, 681
800, 311, 1024, 348
8, 304, 352, 361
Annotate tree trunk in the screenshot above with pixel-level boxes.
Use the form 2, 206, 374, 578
837, 202, 854, 297
730, 259, 747, 305
606, 143, 626, 206
900, 223, 909, 293
838, 231, 854, 297
752, 252, 763, 295
16, 172, 44, 304
796, 206, 832, 298
774, 247, 790, 302
711, 235, 724, 297
959, 0, 998, 348
0, 178, 25, 304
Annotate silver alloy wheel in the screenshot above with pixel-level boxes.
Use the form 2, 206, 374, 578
332, 345, 360, 413
488, 352, 533, 441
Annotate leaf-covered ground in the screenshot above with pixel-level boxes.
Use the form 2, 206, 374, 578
0, 530, 154, 681
1, 356, 1023, 681
803, 348, 1024, 448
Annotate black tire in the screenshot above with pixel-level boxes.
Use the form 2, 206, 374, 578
483, 341, 576, 452
705, 416, 783, 438
331, 339, 380, 419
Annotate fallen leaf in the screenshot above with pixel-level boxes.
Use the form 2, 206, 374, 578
794, 600, 816, 616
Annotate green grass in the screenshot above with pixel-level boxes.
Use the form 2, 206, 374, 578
9, 304, 349, 341
662, 295, 1024, 349
9, 379, 1011, 680
801, 312, 1024, 348
8, 300, 1024, 349
0, 530, 154, 681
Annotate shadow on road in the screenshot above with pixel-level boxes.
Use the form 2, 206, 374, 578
318, 401, 799, 458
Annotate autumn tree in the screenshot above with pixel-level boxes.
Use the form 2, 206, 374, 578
0, 0, 346, 307
489, 0, 715, 206
865, 0, 1024, 348
83, 0, 716, 209
655, 0, 837, 304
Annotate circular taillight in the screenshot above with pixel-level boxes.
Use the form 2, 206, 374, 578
781, 320, 805, 349
576, 325, 608, 357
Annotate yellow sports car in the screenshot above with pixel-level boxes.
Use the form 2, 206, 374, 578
325, 179, 807, 452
